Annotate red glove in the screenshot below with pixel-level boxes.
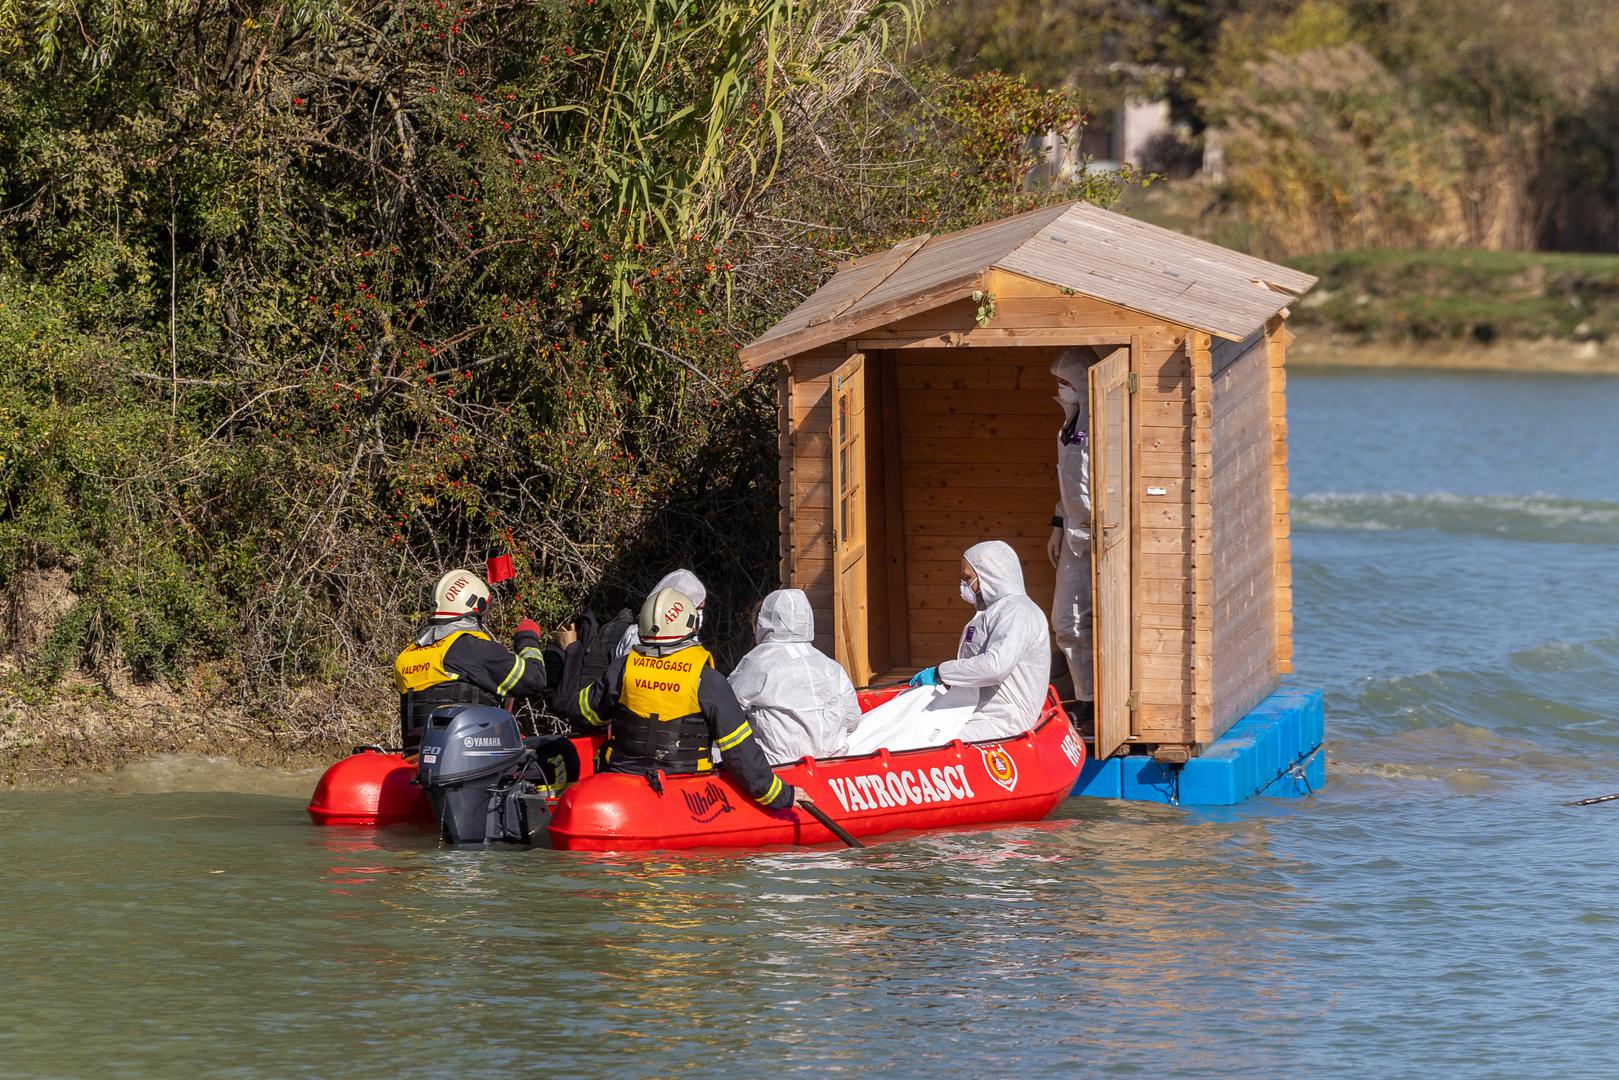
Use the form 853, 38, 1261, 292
512, 618, 542, 642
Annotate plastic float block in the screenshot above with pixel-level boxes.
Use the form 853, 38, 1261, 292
1071, 688, 1325, 806
1073, 755, 1121, 800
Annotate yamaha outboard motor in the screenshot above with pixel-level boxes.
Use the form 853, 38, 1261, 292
417, 706, 540, 845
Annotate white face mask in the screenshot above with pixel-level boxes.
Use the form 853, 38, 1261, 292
1056, 383, 1081, 406
959, 580, 979, 606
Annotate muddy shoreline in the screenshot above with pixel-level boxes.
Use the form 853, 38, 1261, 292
0, 665, 378, 788
3, 731, 358, 790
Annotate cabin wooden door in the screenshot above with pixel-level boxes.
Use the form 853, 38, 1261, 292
830, 351, 872, 685
1089, 346, 1134, 759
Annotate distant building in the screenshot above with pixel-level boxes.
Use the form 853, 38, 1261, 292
1031, 94, 1177, 182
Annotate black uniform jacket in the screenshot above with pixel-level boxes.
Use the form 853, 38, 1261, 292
443, 627, 549, 700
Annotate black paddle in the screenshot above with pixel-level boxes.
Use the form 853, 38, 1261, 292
1569, 792, 1619, 806
796, 795, 864, 848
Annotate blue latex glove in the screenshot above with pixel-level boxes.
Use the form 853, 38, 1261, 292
908, 666, 941, 688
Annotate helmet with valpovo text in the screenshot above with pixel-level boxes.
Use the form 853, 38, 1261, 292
639, 587, 699, 646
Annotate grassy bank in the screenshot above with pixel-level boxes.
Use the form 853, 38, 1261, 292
1121, 183, 1619, 372
1284, 248, 1619, 374
1285, 337, 1619, 375
1288, 248, 1619, 350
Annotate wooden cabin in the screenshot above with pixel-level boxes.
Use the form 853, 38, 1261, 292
739, 201, 1317, 761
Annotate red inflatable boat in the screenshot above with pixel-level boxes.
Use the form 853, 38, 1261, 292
306, 745, 433, 826
306, 733, 604, 827
308, 687, 1083, 850
551, 688, 1083, 850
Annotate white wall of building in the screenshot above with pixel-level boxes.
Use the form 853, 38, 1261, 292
1119, 97, 1172, 168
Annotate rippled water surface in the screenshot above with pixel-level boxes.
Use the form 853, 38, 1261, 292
4, 368, 1619, 1078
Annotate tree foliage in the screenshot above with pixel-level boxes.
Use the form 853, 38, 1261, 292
1208, 0, 1619, 255
1210, 42, 1476, 253
0, 0, 1127, 722
924, 0, 1619, 256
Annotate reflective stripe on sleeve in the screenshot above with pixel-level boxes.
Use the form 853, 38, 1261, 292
518, 647, 544, 663
577, 686, 604, 727
714, 722, 753, 752
755, 774, 782, 806
495, 654, 527, 696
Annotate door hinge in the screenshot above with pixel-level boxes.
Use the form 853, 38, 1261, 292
1126, 372, 1138, 394
1125, 692, 1138, 710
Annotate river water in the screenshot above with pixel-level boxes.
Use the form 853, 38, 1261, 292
4, 369, 1618, 1078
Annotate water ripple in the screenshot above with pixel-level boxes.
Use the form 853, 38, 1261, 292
1294, 491, 1619, 545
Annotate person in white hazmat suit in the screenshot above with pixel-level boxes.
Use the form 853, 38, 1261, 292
613, 569, 706, 660
1048, 347, 1095, 712
906, 539, 1052, 742
728, 589, 862, 764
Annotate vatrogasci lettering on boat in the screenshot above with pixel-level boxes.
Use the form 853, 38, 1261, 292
825, 764, 978, 813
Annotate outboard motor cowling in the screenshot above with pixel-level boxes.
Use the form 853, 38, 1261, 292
417, 706, 530, 845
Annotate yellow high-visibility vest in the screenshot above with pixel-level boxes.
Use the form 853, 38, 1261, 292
614, 645, 716, 772
620, 645, 712, 721
393, 630, 490, 693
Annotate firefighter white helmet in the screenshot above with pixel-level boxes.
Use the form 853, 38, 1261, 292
433, 568, 491, 619
639, 587, 699, 646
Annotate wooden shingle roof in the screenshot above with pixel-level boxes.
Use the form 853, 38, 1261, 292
740, 200, 1317, 368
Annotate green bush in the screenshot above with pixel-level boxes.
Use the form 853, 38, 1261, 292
0, 0, 1129, 704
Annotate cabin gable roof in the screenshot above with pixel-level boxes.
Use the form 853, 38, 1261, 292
740, 200, 1317, 369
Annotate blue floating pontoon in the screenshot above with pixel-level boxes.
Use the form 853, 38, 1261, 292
1072, 688, 1325, 806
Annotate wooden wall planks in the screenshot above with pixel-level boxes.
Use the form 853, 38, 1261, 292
1208, 333, 1280, 739
895, 345, 1067, 662
784, 347, 846, 649
1190, 334, 1215, 742
1135, 336, 1197, 742
1267, 319, 1295, 673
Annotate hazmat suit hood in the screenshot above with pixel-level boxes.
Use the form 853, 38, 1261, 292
964, 540, 1027, 608
939, 540, 1052, 742
730, 589, 860, 763
651, 569, 706, 608
614, 569, 709, 660
1051, 348, 1091, 421
755, 589, 813, 645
